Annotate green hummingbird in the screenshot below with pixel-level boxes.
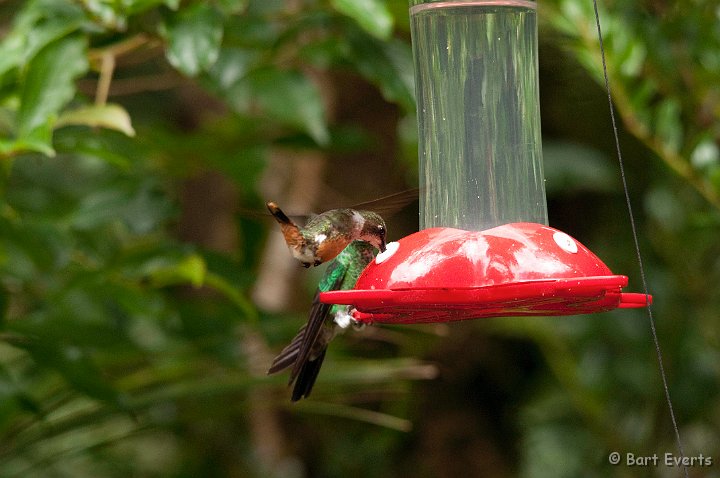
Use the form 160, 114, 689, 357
266, 202, 386, 268
267, 241, 377, 401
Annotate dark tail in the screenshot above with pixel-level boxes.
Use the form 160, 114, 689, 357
267, 325, 328, 402
291, 349, 327, 402
269, 291, 333, 401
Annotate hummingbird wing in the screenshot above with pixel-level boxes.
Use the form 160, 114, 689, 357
255, 188, 419, 225
349, 188, 419, 218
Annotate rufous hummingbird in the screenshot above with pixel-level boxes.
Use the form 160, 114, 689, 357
267, 240, 377, 401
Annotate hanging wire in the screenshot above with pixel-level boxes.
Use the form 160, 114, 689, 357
590, 2, 688, 476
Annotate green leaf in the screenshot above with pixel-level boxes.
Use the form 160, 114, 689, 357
56, 104, 136, 137
654, 98, 682, 155
24, 340, 122, 404
619, 40, 646, 78
147, 254, 207, 288
348, 35, 415, 111
0, 123, 55, 157
0, 283, 7, 328
165, 3, 224, 76
245, 67, 329, 145
542, 141, 618, 194
216, 0, 249, 15
69, 180, 172, 233
0, 364, 42, 430
0, 0, 86, 78
645, 186, 686, 230
17, 35, 88, 147
207, 47, 258, 92
331, 0, 394, 40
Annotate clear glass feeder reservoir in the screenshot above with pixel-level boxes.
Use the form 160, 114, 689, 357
413, 0, 547, 231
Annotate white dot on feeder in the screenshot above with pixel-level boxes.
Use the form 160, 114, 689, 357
376, 241, 400, 264
553, 231, 578, 254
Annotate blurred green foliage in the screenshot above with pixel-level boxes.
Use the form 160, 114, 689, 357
0, 0, 718, 477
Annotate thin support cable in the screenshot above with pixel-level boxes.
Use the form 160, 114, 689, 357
590, 2, 688, 476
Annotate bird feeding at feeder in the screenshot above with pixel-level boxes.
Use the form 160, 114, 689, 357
267, 241, 376, 401
265, 191, 417, 401
266, 202, 387, 268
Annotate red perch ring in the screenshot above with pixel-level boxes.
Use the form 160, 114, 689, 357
320, 223, 651, 324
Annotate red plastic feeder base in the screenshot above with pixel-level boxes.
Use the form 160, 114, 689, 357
320, 223, 651, 324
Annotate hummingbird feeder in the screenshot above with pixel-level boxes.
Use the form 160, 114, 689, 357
321, 0, 650, 323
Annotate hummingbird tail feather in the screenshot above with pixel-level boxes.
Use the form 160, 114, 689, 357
290, 297, 332, 381
291, 348, 327, 402
266, 202, 292, 225
266, 202, 306, 250
267, 325, 306, 375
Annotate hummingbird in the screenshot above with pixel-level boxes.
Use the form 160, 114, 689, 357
266, 202, 387, 268
267, 241, 377, 401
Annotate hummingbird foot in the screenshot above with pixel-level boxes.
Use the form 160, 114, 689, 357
333, 308, 355, 329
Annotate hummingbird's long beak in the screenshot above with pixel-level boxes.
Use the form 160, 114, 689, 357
379, 238, 387, 253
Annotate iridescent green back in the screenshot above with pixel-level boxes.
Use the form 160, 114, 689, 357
303, 209, 358, 239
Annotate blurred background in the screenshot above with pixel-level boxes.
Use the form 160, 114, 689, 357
0, 0, 718, 476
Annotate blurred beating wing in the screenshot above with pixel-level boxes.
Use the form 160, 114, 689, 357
251, 188, 419, 226
349, 188, 419, 218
